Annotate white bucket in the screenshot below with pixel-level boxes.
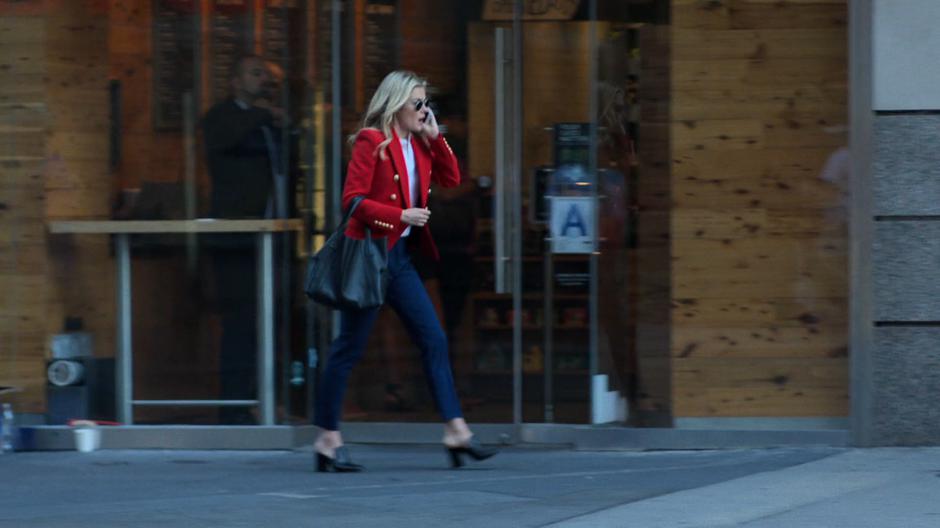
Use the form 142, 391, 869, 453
74, 427, 101, 453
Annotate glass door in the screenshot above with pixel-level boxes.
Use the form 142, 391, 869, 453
314, 0, 637, 427
468, 4, 642, 426
470, 14, 604, 425
97, 0, 316, 425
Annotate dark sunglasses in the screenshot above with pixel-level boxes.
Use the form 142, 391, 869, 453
412, 98, 429, 111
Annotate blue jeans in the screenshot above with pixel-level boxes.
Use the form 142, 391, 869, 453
314, 241, 463, 430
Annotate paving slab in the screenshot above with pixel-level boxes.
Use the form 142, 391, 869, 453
551, 447, 940, 528
0, 445, 841, 527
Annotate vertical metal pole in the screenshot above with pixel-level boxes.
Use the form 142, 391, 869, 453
587, 0, 601, 421
257, 232, 276, 425
115, 233, 133, 424
511, 0, 523, 428
276, 0, 293, 429
849, 0, 874, 447
303, 1, 319, 422
494, 28, 508, 295
182, 92, 196, 219
331, 0, 342, 228
330, 0, 343, 342
183, 92, 198, 272
543, 246, 554, 423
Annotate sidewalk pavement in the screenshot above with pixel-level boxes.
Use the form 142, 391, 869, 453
552, 447, 940, 528
0, 444, 937, 527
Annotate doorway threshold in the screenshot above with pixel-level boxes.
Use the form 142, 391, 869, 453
20, 425, 315, 451
342, 422, 850, 450
19, 423, 849, 451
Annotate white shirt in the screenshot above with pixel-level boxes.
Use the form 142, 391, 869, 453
400, 136, 419, 237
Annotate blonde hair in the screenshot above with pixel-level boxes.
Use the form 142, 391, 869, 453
349, 70, 428, 159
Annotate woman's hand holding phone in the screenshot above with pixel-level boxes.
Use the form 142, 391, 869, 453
420, 108, 439, 140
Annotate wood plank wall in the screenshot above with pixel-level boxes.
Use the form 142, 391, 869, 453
633, 23, 673, 424
670, 0, 849, 419
0, 0, 114, 413
0, 4, 49, 412
45, 0, 115, 418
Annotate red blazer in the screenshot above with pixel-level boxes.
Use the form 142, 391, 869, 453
342, 127, 460, 260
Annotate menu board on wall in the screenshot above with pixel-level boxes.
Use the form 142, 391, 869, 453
152, 0, 196, 130
554, 122, 591, 168
209, 0, 252, 104
362, 0, 398, 105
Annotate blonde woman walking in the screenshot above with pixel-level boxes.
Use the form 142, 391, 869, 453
312, 71, 498, 472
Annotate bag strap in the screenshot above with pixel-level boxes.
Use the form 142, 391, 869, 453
336, 196, 380, 237
338, 196, 365, 229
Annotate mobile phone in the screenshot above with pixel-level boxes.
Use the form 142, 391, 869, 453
420, 107, 434, 124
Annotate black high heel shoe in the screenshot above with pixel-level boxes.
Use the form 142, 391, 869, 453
316, 446, 365, 473
445, 437, 499, 468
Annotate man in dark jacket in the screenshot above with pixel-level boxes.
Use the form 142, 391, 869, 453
204, 55, 285, 219
203, 55, 285, 424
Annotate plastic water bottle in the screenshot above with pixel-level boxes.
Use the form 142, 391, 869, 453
0, 403, 14, 453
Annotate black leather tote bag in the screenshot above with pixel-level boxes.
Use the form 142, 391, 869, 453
304, 196, 388, 310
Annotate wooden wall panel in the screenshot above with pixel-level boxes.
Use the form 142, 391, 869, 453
677, 387, 848, 416
0, 15, 46, 106
44, 3, 114, 388
674, 0, 847, 31
0, 7, 48, 412
1, 2, 114, 414
631, 24, 673, 425
670, 0, 849, 419
672, 29, 845, 60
